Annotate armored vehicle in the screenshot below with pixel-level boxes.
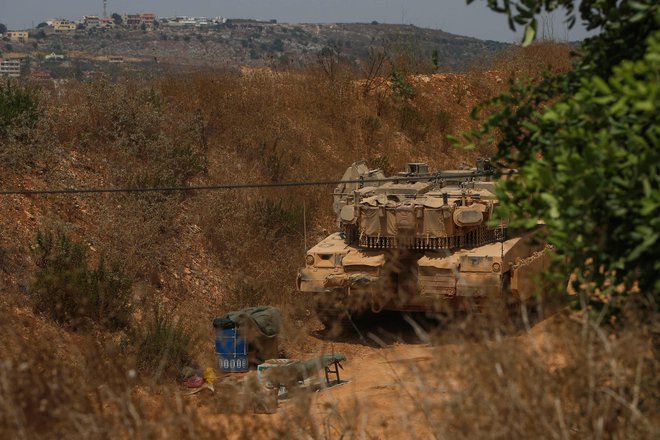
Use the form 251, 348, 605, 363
297, 160, 549, 324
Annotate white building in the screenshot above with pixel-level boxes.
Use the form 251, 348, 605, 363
160, 16, 225, 28
45, 52, 66, 60
0, 59, 22, 78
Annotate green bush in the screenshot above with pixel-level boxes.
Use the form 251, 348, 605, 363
390, 69, 415, 100
250, 198, 303, 241
31, 230, 133, 330
135, 305, 196, 379
464, 0, 660, 313
0, 80, 40, 139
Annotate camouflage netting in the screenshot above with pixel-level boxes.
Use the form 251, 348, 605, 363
213, 306, 282, 337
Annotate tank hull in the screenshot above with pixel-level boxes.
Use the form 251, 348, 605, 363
298, 233, 548, 316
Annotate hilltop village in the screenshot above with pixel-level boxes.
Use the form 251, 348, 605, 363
0, 10, 508, 81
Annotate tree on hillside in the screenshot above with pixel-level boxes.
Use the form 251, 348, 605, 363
37, 22, 48, 28
465, 0, 659, 311
0, 23, 7, 35
111, 13, 123, 26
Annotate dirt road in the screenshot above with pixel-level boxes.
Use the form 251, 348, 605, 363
182, 312, 565, 439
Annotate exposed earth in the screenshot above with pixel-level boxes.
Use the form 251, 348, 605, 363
173, 311, 567, 438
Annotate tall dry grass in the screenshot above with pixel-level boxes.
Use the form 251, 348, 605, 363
2, 43, 655, 439
1, 291, 656, 439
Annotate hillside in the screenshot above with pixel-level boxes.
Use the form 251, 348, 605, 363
5, 23, 510, 78
1, 41, 655, 439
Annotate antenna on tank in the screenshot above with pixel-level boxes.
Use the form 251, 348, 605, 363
303, 200, 307, 252
500, 220, 505, 259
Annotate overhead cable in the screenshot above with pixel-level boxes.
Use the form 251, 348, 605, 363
0, 170, 505, 197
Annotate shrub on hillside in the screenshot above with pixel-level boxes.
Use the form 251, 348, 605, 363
399, 104, 428, 142
54, 78, 205, 187
134, 305, 196, 380
31, 229, 133, 330
250, 198, 304, 242
0, 80, 47, 168
390, 68, 415, 100
0, 79, 40, 139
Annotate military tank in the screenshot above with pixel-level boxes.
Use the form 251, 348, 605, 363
297, 160, 549, 324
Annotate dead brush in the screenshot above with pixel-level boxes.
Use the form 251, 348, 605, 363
293, 304, 658, 439
0, 79, 51, 169
4, 49, 656, 439
31, 229, 133, 331
133, 304, 197, 381
0, 299, 254, 440
424, 311, 658, 439
492, 41, 574, 81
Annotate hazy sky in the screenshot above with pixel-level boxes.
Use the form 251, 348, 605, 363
0, 1, 590, 42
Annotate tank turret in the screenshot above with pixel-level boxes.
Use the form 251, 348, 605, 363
337, 163, 505, 249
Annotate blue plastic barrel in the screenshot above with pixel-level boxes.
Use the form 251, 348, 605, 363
215, 326, 249, 372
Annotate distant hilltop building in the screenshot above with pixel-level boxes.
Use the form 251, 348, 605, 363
0, 59, 21, 78
6, 31, 29, 43
32, 12, 227, 33
99, 17, 115, 28
51, 19, 77, 32
83, 16, 115, 29
83, 16, 100, 27
124, 12, 156, 29
45, 52, 66, 60
160, 16, 225, 28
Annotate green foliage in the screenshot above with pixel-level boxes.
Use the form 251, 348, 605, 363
271, 38, 285, 52
250, 198, 303, 241
466, 1, 660, 309
0, 80, 40, 139
257, 138, 300, 183
135, 305, 196, 379
32, 230, 133, 330
74, 78, 204, 187
472, 0, 658, 76
390, 69, 415, 100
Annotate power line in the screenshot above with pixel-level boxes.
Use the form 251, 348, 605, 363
0, 171, 500, 197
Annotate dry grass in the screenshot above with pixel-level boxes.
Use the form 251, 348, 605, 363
1, 292, 656, 439
1, 44, 656, 438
